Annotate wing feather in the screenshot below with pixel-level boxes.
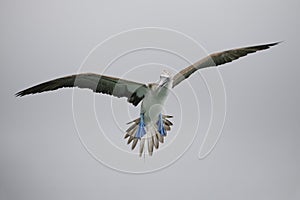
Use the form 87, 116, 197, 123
172, 42, 280, 88
16, 73, 148, 106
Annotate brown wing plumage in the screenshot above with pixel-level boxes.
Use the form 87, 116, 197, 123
172, 42, 280, 88
16, 73, 149, 106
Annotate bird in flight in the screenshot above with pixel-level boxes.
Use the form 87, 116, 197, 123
16, 42, 280, 156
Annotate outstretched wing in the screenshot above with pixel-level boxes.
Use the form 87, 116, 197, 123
16, 73, 149, 106
172, 42, 280, 88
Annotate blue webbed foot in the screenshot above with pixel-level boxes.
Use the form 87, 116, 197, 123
135, 113, 146, 139
157, 113, 166, 136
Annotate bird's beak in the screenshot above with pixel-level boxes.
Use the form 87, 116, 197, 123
158, 77, 169, 87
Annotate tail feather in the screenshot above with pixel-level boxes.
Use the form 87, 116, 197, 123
162, 115, 173, 119
163, 118, 173, 126
164, 124, 170, 131
124, 134, 129, 139
148, 136, 154, 156
127, 136, 134, 145
131, 138, 138, 150
139, 138, 145, 157
125, 114, 173, 156
153, 132, 159, 149
157, 133, 164, 143
126, 118, 140, 125
126, 122, 138, 133
125, 125, 138, 138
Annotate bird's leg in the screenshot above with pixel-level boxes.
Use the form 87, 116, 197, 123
135, 113, 146, 139
157, 113, 166, 136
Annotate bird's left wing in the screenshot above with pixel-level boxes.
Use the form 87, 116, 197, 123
16, 73, 149, 106
172, 42, 280, 88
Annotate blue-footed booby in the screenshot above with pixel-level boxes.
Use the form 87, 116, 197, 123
16, 42, 280, 156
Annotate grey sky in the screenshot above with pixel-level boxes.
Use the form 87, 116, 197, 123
1, 0, 299, 200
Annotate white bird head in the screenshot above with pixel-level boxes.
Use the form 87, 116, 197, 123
158, 70, 172, 87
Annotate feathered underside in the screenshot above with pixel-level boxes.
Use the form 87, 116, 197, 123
15, 73, 149, 106
124, 115, 173, 156
172, 42, 281, 88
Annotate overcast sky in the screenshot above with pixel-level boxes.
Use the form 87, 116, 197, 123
1, 0, 299, 200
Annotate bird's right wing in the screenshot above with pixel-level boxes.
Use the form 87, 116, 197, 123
16, 73, 149, 106
172, 42, 280, 88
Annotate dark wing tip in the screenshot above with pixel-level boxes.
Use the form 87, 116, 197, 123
243, 41, 282, 52
15, 90, 27, 97
260, 41, 282, 49
268, 41, 282, 46
272, 41, 283, 45
15, 86, 44, 97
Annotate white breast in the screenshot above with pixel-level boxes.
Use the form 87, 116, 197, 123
141, 83, 171, 124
